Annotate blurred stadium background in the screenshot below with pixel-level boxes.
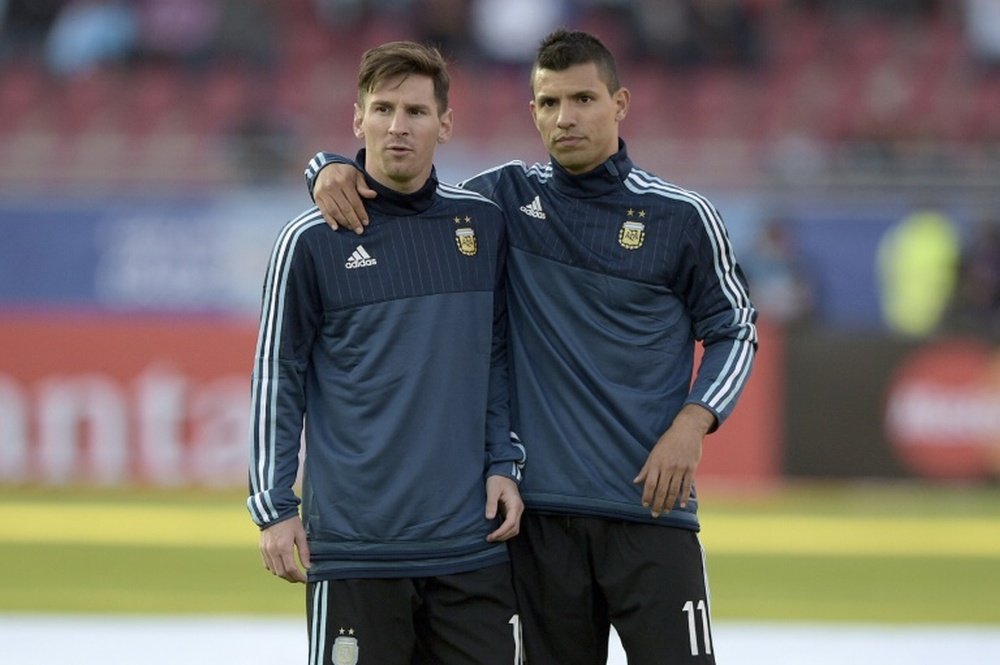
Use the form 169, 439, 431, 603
1, 0, 999, 663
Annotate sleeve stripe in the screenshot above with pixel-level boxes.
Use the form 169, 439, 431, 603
457, 160, 551, 188
624, 171, 757, 411
304, 154, 324, 181
436, 183, 502, 209
248, 208, 325, 524
706, 336, 755, 412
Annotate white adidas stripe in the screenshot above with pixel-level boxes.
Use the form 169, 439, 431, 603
624, 170, 757, 412
249, 209, 325, 524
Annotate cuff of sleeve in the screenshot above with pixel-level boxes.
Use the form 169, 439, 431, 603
258, 511, 300, 531
487, 461, 523, 485
247, 489, 301, 527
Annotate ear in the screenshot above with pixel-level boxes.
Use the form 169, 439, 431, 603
437, 107, 454, 144
353, 103, 364, 139
529, 100, 539, 128
613, 86, 630, 123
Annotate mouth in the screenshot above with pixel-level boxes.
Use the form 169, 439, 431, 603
386, 145, 412, 155
554, 136, 583, 147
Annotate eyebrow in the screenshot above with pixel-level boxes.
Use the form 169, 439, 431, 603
368, 98, 432, 112
535, 89, 599, 103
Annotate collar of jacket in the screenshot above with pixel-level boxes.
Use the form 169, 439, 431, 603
354, 149, 439, 216
548, 139, 633, 199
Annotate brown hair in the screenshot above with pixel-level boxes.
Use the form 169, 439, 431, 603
357, 41, 450, 113
532, 29, 620, 94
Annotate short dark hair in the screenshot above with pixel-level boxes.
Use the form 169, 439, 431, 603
532, 29, 620, 94
357, 41, 450, 113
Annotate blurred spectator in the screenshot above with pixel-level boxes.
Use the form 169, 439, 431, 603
312, 0, 367, 28
950, 215, 1000, 335
470, 0, 570, 65
625, 0, 761, 68
798, 0, 940, 15
0, 0, 66, 59
963, 0, 1000, 67
412, 0, 475, 62
625, 0, 699, 66
742, 216, 816, 327
312, 0, 412, 31
43, 0, 136, 76
876, 206, 960, 337
692, 0, 762, 67
214, 0, 276, 69
134, 0, 221, 68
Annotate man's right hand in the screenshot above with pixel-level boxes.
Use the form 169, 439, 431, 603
313, 164, 377, 234
259, 516, 311, 583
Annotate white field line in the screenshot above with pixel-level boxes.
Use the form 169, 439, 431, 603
0, 615, 999, 665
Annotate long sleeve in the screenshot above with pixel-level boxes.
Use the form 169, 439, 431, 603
678, 200, 758, 429
247, 210, 325, 527
483, 224, 524, 482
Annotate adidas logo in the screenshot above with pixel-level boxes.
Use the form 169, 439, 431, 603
345, 245, 377, 269
519, 196, 546, 219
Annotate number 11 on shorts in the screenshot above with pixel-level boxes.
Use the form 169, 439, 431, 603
682, 599, 713, 656
508, 614, 523, 664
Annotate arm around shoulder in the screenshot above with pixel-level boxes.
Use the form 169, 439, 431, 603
305, 151, 376, 233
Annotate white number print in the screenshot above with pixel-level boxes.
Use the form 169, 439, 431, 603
509, 614, 524, 664
682, 599, 713, 657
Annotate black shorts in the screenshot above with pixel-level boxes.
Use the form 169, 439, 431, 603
508, 513, 715, 665
305, 563, 522, 665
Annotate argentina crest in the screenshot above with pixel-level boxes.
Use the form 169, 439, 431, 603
455, 218, 478, 256
619, 222, 645, 250
619, 209, 646, 249
332, 634, 359, 665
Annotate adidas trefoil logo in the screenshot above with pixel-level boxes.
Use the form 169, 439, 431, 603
345, 245, 377, 269
519, 195, 546, 219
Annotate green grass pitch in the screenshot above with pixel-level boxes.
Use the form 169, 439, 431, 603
2, 483, 998, 623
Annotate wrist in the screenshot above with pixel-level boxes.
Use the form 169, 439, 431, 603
675, 403, 716, 436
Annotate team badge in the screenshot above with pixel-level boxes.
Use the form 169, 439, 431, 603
619, 220, 645, 250
455, 227, 477, 256
332, 635, 359, 665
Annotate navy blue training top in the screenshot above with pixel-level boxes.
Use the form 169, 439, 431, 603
249, 156, 523, 580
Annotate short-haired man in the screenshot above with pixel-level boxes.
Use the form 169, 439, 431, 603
248, 41, 526, 664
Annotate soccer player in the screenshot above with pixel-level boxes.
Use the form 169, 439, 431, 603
246, 41, 526, 665
304, 30, 757, 664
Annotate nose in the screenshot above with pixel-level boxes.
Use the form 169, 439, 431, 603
389, 110, 409, 135
556, 105, 575, 129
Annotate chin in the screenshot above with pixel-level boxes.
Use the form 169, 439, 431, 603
386, 168, 415, 181
558, 157, 590, 173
